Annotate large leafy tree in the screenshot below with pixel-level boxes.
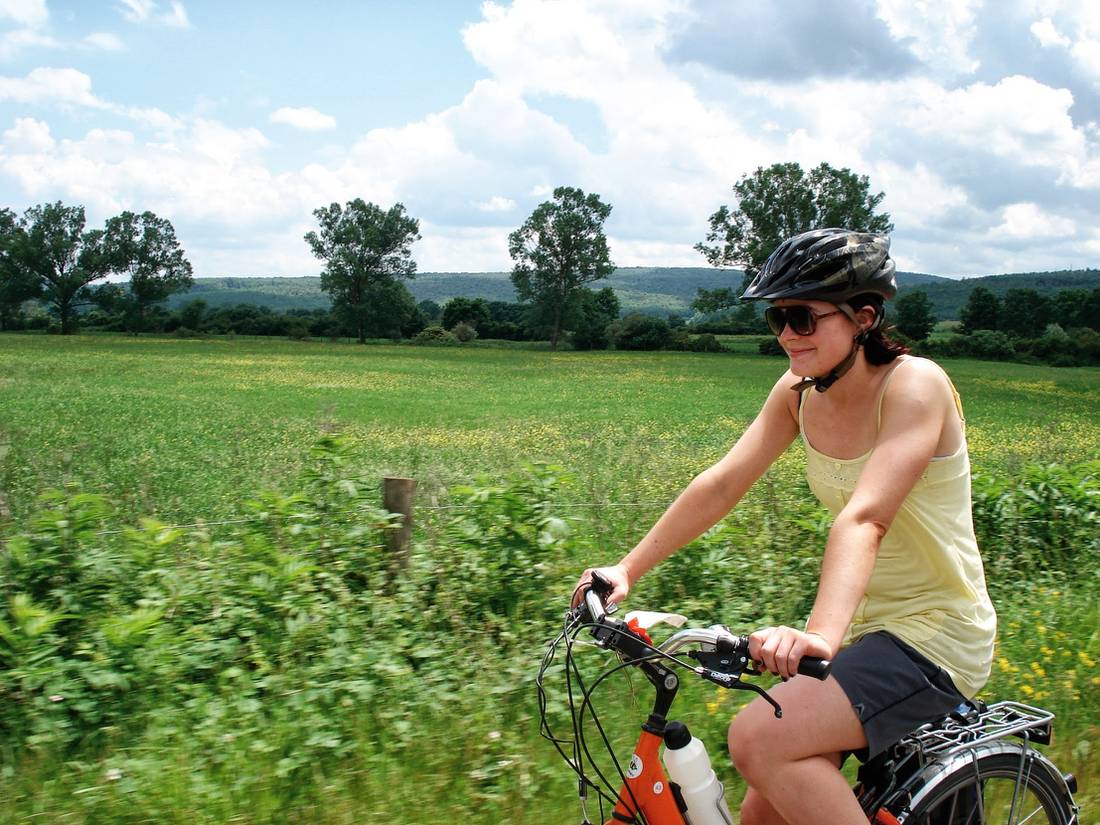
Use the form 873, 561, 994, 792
695, 162, 893, 311
442, 297, 491, 332
20, 202, 113, 334
959, 286, 1001, 334
305, 199, 421, 343
0, 208, 40, 330
1000, 288, 1050, 338
894, 289, 936, 341
572, 286, 621, 350
100, 210, 194, 333
508, 186, 614, 350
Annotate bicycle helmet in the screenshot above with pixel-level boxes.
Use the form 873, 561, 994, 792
743, 228, 897, 393
741, 228, 896, 304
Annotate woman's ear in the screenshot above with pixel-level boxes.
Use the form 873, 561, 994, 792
855, 305, 878, 334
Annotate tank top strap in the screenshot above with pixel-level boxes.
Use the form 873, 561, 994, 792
875, 356, 966, 432
797, 381, 810, 432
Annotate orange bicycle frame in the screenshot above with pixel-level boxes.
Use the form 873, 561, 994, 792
605, 728, 686, 825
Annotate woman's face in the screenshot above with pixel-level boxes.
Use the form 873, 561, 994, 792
770, 298, 860, 377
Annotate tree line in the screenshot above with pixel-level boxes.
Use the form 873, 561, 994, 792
4, 160, 1098, 362
0, 203, 192, 334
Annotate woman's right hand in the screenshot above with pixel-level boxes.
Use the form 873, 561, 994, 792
570, 563, 631, 609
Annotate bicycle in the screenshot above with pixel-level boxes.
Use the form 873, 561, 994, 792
538, 573, 1080, 825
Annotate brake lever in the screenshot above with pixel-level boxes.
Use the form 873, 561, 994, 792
695, 673, 783, 717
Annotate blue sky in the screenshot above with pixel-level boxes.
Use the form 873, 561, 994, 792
2, 1, 1100, 279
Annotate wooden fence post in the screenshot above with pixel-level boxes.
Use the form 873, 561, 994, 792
382, 476, 417, 574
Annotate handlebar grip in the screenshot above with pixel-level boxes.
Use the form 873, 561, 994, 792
797, 657, 832, 680
579, 570, 614, 623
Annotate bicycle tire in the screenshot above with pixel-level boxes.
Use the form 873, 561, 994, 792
890, 743, 1076, 825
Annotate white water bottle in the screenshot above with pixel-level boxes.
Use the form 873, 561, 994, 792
661, 721, 734, 825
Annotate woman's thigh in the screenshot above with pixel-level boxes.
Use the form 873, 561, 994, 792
728, 675, 866, 770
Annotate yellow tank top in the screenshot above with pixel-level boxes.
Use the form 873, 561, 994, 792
799, 357, 996, 697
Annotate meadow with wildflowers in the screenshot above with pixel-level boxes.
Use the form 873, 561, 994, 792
0, 332, 1097, 823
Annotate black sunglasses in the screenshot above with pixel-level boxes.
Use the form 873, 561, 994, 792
764, 305, 843, 336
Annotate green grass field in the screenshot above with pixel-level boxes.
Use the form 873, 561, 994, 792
3, 333, 1098, 526
1, 333, 1098, 823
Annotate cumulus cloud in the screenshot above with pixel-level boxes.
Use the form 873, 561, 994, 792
875, 0, 983, 76
993, 202, 1076, 239
0, 0, 48, 28
1031, 17, 1071, 48
0, 67, 104, 108
664, 0, 919, 81
269, 106, 336, 132
0, 67, 181, 132
117, 0, 191, 28
475, 195, 516, 212
84, 32, 126, 51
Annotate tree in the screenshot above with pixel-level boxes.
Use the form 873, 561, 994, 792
101, 211, 193, 333
1049, 289, 1087, 330
959, 286, 1001, 334
0, 208, 40, 330
178, 298, 208, 331
998, 288, 1051, 339
572, 286, 621, 350
442, 297, 491, 332
894, 290, 936, 341
695, 162, 893, 312
20, 202, 113, 334
304, 199, 421, 343
509, 186, 614, 350
1081, 287, 1100, 332
417, 299, 442, 322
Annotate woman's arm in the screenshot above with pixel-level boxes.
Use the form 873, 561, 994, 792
753, 360, 958, 677
573, 371, 802, 606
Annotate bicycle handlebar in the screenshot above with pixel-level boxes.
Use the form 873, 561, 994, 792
578, 572, 832, 682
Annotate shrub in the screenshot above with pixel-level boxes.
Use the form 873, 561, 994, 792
966, 329, 1015, 360
451, 322, 478, 343
688, 333, 725, 353
612, 314, 671, 350
414, 325, 458, 346
758, 337, 784, 356
973, 460, 1099, 575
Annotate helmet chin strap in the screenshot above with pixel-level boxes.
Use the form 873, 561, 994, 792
789, 303, 879, 394
790, 332, 866, 393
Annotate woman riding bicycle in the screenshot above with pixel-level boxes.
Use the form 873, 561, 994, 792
573, 228, 996, 825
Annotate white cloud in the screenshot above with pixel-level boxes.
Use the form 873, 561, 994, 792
874, 0, 982, 76
117, 0, 191, 28
84, 32, 126, 51
874, 161, 971, 228
163, 1, 190, 28
269, 106, 337, 132
0, 0, 48, 28
1030, 17, 1070, 48
0, 67, 181, 132
0, 27, 59, 60
0, 67, 104, 108
116, 0, 155, 23
2, 116, 52, 151
992, 202, 1076, 239
899, 75, 1084, 176
475, 195, 516, 212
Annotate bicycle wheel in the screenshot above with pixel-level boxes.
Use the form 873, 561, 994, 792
893, 745, 1075, 825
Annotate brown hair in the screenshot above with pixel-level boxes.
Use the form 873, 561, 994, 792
848, 294, 910, 365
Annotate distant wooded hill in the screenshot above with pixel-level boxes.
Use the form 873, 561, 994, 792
169, 267, 1100, 321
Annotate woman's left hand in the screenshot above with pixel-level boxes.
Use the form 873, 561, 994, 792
748, 626, 834, 680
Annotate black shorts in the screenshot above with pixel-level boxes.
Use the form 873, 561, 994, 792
831, 631, 966, 760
